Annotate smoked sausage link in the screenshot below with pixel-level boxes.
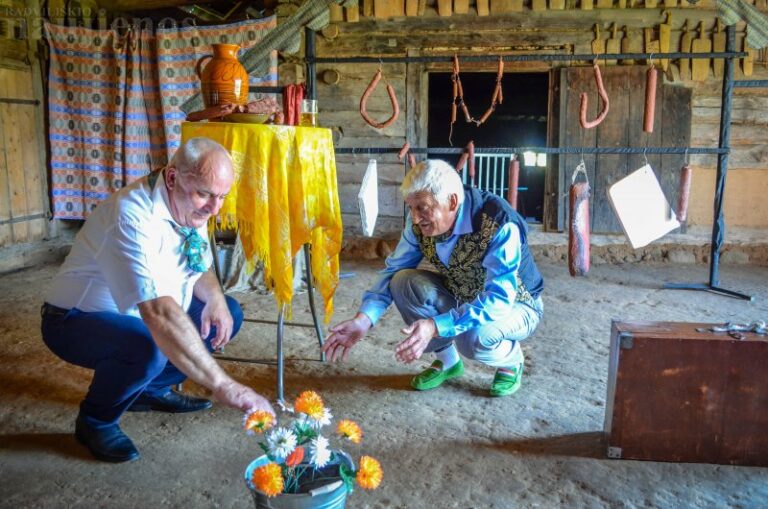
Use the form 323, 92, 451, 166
643, 66, 658, 133
360, 69, 400, 129
579, 63, 610, 129
568, 181, 591, 277
507, 158, 520, 210
677, 163, 692, 223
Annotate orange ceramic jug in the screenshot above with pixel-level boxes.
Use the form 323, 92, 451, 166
196, 44, 249, 107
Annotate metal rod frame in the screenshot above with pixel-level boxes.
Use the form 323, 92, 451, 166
322, 30, 752, 301
311, 51, 746, 64
336, 147, 725, 155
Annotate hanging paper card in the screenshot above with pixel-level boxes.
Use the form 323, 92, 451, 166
607, 164, 680, 249
358, 159, 379, 237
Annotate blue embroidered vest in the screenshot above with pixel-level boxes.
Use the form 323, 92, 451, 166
412, 188, 544, 304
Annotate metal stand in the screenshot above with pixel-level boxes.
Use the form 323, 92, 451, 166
663, 25, 752, 301
213, 243, 326, 404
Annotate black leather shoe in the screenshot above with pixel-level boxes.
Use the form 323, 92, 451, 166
128, 390, 213, 413
75, 416, 139, 463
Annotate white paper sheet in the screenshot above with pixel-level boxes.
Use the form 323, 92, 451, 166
358, 159, 379, 237
607, 164, 680, 249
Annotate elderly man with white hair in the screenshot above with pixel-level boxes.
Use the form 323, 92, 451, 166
41, 137, 274, 463
323, 158, 544, 397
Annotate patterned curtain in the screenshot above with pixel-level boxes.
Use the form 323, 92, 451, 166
45, 17, 277, 220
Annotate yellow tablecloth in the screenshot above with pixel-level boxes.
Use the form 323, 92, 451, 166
181, 122, 342, 321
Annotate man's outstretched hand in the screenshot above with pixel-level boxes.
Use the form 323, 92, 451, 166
395, 318, 437, 363
213, 380, 275, 416
322, 313, 372, 362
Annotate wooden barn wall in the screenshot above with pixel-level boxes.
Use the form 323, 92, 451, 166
0, 0, 51, 251
313, 4, 768, 237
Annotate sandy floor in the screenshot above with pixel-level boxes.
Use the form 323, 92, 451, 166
2, 259, 768, 508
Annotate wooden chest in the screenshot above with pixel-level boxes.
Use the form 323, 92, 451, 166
604, 320, 768, 466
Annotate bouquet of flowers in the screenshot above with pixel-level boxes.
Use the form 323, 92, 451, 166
243, 390, 383, 497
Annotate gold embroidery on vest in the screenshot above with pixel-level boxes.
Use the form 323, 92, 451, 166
414, 213, 533, 305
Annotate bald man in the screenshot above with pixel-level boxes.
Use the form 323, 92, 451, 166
41, 138, 274, 463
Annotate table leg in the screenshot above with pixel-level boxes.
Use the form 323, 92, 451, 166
303, 243, 326, 362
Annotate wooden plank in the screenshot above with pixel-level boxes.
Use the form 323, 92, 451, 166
1, 68, 29, 242
490, 0, 522, 14
691, 21, 711, 81
17, 68, 45, 240
679, 19, 693, 81
582, 0, 593, 10
373, 0, 390, 18
437, 0, 452, 16
405, 0, 418, 16
388, 0, 405, 17
0, 69, 11, 247
532, 0, 547, 10
596, 0, 612, 7
345, 5, 360, 22
362, 0, 374, 17
549, 0, 565, 8
712, 18, 725, 78
329, 4, 344, 22
660, 83, 691, 231
544, 69, 559, 232
593, 66, 630, 234
454, 0, 470, 14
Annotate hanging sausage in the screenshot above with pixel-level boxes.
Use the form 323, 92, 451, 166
643, 65, 658, 133
579, 62, 610, 129
507, 155, 520, 210
569, 162, 591, 277
360, 69, 399, 129
677, 161, 692, 224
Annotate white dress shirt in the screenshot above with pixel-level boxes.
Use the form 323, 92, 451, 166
46, 170, 212, 317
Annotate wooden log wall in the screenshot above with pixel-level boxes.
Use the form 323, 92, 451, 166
0, 0, 50, 250
314, 3, 768, 235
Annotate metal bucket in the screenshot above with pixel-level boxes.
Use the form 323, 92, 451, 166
244, 453, 352, 509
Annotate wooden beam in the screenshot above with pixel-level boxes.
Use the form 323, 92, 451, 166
96, 0, 232, 11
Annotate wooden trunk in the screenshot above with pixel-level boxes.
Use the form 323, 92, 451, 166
605, 321, 768, 466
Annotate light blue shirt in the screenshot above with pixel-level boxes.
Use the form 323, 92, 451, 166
359, 201, 523, 337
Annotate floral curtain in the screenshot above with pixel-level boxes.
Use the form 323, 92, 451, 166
45, 17, 277, 220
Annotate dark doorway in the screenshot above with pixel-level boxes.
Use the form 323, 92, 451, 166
428, 72, 549, 223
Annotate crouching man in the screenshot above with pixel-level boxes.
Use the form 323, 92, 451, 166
322, 159, 544, 397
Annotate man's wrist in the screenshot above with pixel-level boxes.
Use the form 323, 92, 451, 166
354, 312, 373, 329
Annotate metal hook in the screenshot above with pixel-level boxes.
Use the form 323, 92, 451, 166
683, 148, 690, 165
648, 52, 654, 68
642, 147, 649, 167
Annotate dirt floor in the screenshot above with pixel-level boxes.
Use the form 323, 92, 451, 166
2, 258, 768, 508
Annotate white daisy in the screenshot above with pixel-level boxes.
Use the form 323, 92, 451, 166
308, 435, 331, 468
314, 408, 333, 429
266, 427, 297, 461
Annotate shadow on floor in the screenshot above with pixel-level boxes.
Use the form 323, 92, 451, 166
482, 431, 606, 459
0, 433, 91, 461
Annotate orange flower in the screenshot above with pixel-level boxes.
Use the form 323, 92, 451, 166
294, 390, 325, 420
244, 410, 275, 434
356, 456, 383, 490
336, 419, 362, 444
252, 463, 284, 497
285, 446, 305, 467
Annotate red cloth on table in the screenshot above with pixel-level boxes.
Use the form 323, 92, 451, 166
283, 84, 306, 126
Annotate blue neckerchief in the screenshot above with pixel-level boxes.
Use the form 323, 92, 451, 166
176, 226, 208, 273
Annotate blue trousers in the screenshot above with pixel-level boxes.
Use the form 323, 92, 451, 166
389, 269, 543, 368
40, 296, 243, 427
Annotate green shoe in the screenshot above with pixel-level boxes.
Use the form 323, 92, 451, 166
411, 359, 465, 391
490, 363, 523, 397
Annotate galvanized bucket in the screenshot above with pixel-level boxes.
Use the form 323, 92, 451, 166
244, 452, 352, 509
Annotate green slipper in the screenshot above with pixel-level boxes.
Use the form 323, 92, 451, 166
490, 363, 523, 397
411, 359, 464, 391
